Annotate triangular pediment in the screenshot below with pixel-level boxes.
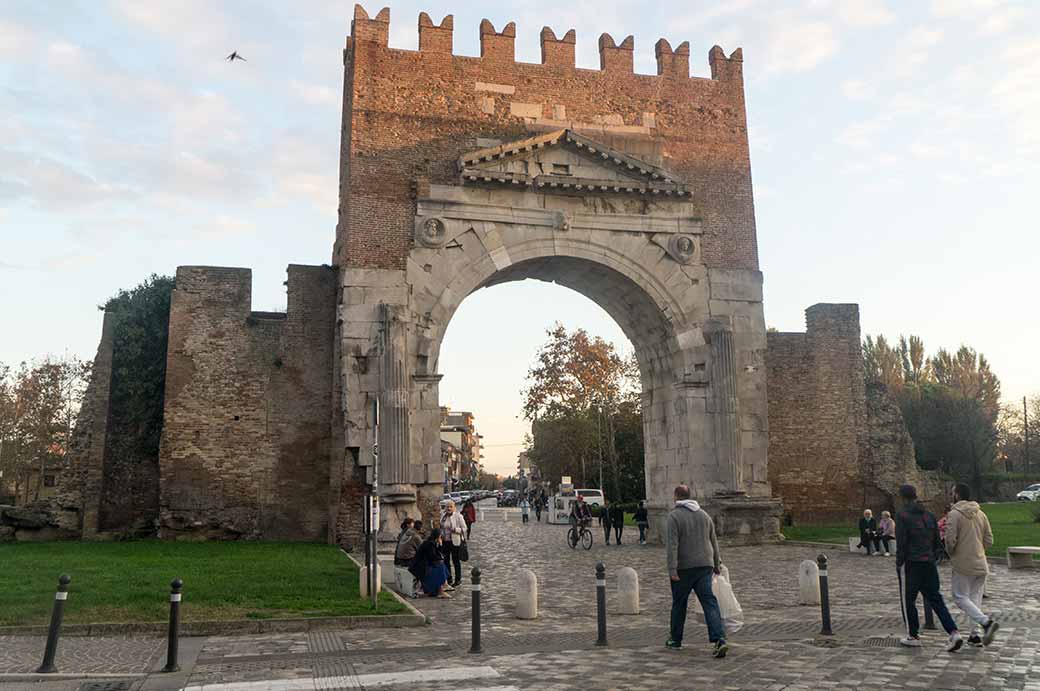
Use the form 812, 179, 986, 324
458, 129, 688, 197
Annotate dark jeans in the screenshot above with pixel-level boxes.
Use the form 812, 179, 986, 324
522, 513, 529, 523
613, 525, 623, 544
670, 566, 725, 644
441, 543, 462, 584
898, 561, 958, 637
879, 535, 893, 553
638, 524, 647, 542
603, 524, 612, 543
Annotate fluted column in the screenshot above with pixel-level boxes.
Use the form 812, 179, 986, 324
378, 304, 410, 485
706, 320, 743, 492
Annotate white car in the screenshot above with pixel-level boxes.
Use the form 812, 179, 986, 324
576, 488, 605, 509
1016, 484, 1040, 501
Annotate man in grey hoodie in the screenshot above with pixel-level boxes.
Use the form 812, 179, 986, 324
946, 482, 999, 646
665, 484, 727, 658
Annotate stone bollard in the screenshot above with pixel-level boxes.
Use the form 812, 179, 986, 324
798, 560, 821, 605
516, 569, 538, 619
503, 510, 508, 522
617, 567, 639, 615
360, 563, 381, 598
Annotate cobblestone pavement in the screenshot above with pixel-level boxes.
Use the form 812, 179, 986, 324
2, 516, 1038, 690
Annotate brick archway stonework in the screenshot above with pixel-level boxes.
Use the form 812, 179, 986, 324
335, 132, 780, 545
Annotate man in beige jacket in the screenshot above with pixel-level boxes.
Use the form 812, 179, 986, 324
945, 482, 999, 646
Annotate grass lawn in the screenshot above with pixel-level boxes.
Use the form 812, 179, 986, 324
0, 540, 405, 627
782, 502, 1040, 559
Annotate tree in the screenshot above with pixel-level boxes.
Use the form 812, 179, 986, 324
0, 356, 90, 503
522, 324, 643, 502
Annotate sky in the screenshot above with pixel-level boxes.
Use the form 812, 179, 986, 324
1, 0, 1038, 477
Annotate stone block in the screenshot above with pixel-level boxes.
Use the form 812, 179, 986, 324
617, 567, 639, 614
798, 560, 820, 605
516, 569, 538, 619
509, 102, 543, 119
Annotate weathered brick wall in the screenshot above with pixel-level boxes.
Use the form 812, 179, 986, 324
334, 7, 757, 273
158, 265, 336, 540
767, 305, 947, 523
56, 311, 116, 536
767, 304, 869, 523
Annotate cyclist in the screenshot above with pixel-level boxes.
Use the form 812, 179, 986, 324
570, 495, 593, 532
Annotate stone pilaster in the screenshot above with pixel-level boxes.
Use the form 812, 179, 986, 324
705, 319, 743, 493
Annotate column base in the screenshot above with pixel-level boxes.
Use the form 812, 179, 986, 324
647, 495, 783, 546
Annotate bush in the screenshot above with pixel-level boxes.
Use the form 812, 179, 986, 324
1031, 502, 1040, 524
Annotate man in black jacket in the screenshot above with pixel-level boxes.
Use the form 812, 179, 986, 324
895, 484, 963, 652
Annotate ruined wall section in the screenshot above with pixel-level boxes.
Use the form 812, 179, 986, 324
334, 7, 756, 273
158, 265, 336, 541
767, 305, 947, 523
766, 304, 868, 523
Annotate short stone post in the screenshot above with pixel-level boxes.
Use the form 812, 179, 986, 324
798, 560, 821, 605
503, 510, 508, 522
617, 567, 639, 614
516, 569, 538, 619
817, 554, 833, 636
161, 578, 183, 673
469, 566, 483, 654
36, 574, 71, 673
595, 562, 608, 646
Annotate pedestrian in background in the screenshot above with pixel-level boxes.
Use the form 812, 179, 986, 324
635, 501, 649, 545
520, 496, 531, 523
665, 484, 728, 658
945, 483, 999, 647
599, 501, 613, 545
877, 511, 895, 556
857, 509, 880, 556
895, 484, 963, 652
609, 502, 625, 545
440, 501, 467, 588
534, 498, 543, 522
462, 499, 477, 540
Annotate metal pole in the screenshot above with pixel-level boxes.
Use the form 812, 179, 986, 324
371, 397, 379, 611
469, 566, 482, 654
162, 578, 183, 673
816, 555, 833, 636
595, 562, 608, 646
36, 574, 71, 673
1025, 396, 1030, 474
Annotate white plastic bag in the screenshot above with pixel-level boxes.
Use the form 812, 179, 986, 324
713, 573, 744, 634
692, 570, 744, 634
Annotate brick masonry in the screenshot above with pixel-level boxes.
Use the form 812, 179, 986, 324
766, 305, 945, 524
156, 265, 337, 540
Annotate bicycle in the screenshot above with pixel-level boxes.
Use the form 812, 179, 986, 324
567, 522, 593, 550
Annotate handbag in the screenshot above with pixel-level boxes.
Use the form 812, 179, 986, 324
459, 541, 469, 562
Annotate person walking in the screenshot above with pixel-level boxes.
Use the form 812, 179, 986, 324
634, 501, 649, 545
945, 483, 1000, 647
520, 497, 531, 524
665, 484, 728, 658
609, 502, 625, 545
598, 501, 613, 545
462, 499, 477, 540
877, 511, 895, 556
895, 484, 963, 651
534, 497, 542, 522
440, 501, 467, 588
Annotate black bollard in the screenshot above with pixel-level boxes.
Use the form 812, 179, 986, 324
468, 566, 482, 654
595, 562, 608, 646
36, 574, 71, 673
923, 599, 937, 630
816, 554, 833, 636
162, 578, 184, 673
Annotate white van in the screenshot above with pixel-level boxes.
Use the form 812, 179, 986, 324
576, 488, 604, 509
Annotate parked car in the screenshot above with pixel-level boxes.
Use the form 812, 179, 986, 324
1017, 484, 1040, 501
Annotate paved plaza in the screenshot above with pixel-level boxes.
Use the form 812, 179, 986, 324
2, 514, 1038, 690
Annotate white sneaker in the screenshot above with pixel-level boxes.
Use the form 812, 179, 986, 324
873, 552, 882, 556
946, 632, 964, 652
899, 636, 923, 648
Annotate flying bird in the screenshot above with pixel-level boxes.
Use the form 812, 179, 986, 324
225, 52, 246, 62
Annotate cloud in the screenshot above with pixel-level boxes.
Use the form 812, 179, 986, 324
763, 15, 838, 73
0, 148, 133, 210
930, 0, 1004, 18
836, 118, 887, 150
833, 0, 895, 27
981, 6, 1030, 33
193, 215, 256, 238
0, 20, 35, 58
909, 141, 947, 158
992, 39, 1040, 150
841, 79, 873, 99
291, 81, 340, 107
